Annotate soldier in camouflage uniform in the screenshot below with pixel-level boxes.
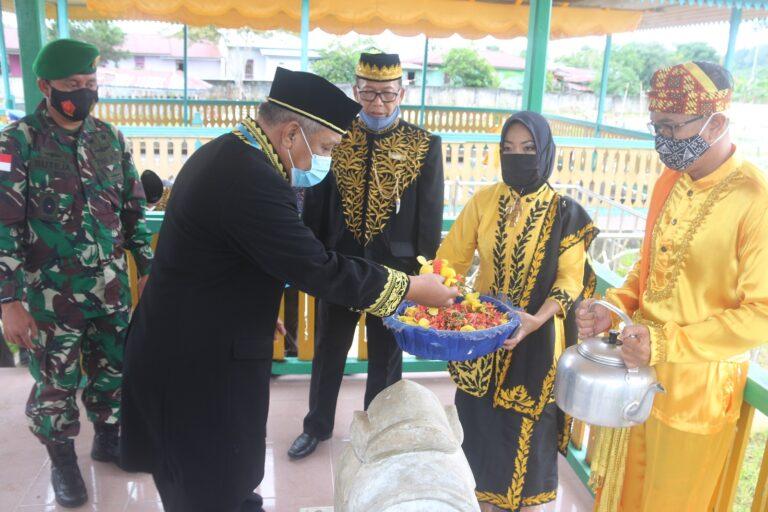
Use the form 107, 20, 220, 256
0, 39, 153, 508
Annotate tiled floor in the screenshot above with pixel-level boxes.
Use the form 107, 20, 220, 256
0, 368, 594, 512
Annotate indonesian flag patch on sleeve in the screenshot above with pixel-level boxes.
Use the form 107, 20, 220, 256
0, 154, 12, 172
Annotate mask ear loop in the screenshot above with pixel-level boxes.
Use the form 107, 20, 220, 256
699, 112, 729, 146
288, 125, 311, 172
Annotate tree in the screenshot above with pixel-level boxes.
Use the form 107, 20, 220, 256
675, 42, 720, 64
558, 42, 674, 96
311, 39, 375, 84
559, 46, 602, 70
443, 48, 499, 88
47, 21, 128, 65
176, 25, 221, 44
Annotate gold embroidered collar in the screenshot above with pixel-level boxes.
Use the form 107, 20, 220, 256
233, 117, 288, 182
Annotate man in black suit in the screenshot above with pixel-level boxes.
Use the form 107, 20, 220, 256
119, 67, 457, 512
289, 52, 445, 460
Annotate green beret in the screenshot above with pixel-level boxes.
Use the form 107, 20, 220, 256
33, 39, 100, 80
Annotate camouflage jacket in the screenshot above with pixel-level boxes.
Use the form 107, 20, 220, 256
0, 101, 153, 316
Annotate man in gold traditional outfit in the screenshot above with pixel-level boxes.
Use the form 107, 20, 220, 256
288, 52, 444, 459
577, 61, 768, 511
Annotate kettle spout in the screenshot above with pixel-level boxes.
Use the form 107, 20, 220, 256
622, 382, 665, 424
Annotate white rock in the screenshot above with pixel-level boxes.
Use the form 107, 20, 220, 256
334, 380, 480, 512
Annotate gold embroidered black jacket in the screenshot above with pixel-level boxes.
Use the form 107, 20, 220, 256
303, 118, 444, 274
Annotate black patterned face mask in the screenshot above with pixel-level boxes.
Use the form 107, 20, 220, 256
654, 133, 710, 171
654, 114, 725, 172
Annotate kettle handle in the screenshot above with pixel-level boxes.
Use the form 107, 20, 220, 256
589, 300, 633, 327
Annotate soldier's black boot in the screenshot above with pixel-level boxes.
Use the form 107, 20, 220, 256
46, 440, 88, 508
91, 423, 120, 464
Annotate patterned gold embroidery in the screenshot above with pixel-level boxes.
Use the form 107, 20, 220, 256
584, 269, 597, 299
549, 287, 574, 315
492, 194, 511, 295
646, 171, 741, 303
518, 198, 557, 309
153, 187, 171, 211
356, 61, 403, 81
475, 417, 536, 511
522, 490, 557, 506
633, 311, 667, 365
232, 117, 288, 181
560, 222, 599, 255
333, 120, 431, 245
447, 353, 494, 398
509, 416, 534, 509
558, 414, 573, 454
495, 364, 557, 417
365, 268, 409, 317
493, 197, 557, 414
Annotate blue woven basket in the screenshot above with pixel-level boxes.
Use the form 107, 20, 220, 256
383, 295, 520, 362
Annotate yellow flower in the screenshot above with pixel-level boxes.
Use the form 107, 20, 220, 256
416, 255, 429, 266
419, 264, 434, 275
444, 277, 456, 287
404, 306, 419, 317
418, 318, 431, 329
464, 292, 480, 301
399, 316, 417, 325
440, 266, 456, 279
460, 325, 475, 332
427, 307, 439, 316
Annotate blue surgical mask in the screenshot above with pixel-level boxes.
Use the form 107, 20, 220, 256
359, 106, 400, 132
288, 127, 332, 188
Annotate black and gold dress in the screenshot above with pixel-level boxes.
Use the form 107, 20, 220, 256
436, 182, 596, 510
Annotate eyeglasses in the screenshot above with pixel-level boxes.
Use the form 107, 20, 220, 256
357, 90, 400, 103
647, 116, 704, 138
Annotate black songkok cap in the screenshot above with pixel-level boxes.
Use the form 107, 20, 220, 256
356, 52, 403, 82
267, 67, 361, 134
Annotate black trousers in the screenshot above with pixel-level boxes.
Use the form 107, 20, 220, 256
302, 300, 402, 439
153, 467, 265, 512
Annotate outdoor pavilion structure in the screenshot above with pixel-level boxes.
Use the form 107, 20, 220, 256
3, 2, 768, 510
2, 0, 768, 130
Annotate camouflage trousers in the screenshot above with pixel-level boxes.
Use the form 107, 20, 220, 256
26, 309, 129, 444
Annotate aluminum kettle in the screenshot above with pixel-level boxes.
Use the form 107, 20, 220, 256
554, 300, 665, 428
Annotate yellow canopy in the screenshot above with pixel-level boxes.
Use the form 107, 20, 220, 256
70, 0, 642, 40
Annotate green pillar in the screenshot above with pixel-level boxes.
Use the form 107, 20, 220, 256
15, 0, 46, 114
595, 34, 612, 137
300, 0, 310, 71
183, 24, 189, 125
57, 0, 70, 39
419, 37, 429, 127
0, 8, 15, 110
521, 0, 552, 113
724, 7, 741, 72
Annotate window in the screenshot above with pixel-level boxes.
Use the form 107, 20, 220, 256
176, 60, 184, 72
134, 56, 145, 70
244, 59, 254, 80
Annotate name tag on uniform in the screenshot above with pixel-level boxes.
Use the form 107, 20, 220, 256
0, 153, 11, 172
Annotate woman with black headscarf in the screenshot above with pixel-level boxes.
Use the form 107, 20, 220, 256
435, 112, 597, 511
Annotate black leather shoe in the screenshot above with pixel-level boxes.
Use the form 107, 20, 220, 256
47, 441, 88, 508
287, 432, 320, 460
91, 423, 120, 464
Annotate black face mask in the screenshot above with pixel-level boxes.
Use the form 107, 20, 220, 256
49, 86, 98, 121
501, 153, 541, 193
